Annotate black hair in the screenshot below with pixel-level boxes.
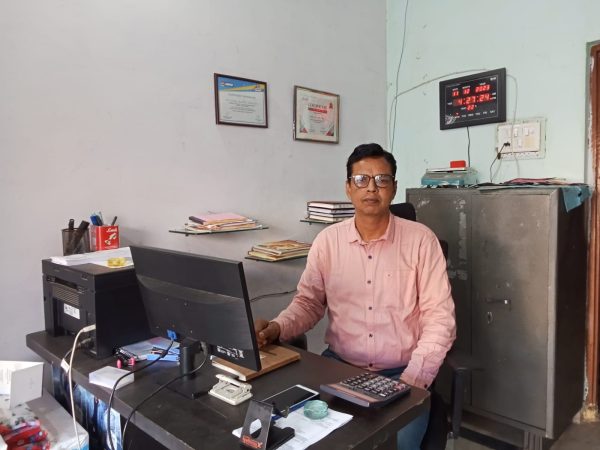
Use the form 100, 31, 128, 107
346, 143, 397, 179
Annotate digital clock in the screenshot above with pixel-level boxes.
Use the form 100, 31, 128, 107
439, 68, 506, 130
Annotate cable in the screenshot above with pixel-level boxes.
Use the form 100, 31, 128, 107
106, 340, 175, 450
389, 0, 410, 152
121, 351, 209, 445
250, 289, 297, 303
466, 126, 471, 167
507, 74, 520, 177
68, 324, 96, 450
388, 68, 488, 154
493, 74, 519, 182
489, 143, 509, 183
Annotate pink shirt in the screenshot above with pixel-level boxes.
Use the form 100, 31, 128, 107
274, 214, 456, 389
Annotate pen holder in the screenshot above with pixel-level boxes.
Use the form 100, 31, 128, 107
91, 225, 120, 251
62, 228, 91, 256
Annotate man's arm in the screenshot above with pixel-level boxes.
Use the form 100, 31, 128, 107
272, 238, 328, 341
401, 234, 457, 389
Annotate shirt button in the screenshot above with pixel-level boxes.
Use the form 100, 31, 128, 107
367, 280, 371, 284
368, 306, 372, 310
368, 255, 372, 259
368, 363, 373, 367
369, 333, 373, 337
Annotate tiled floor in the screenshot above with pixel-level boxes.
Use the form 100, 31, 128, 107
448, 421, 600, 450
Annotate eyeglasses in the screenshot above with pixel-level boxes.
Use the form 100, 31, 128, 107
348, 174, 395, 189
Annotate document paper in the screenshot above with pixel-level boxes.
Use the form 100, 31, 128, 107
233, 407, 352, 450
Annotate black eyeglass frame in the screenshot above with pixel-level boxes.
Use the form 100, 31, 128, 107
347, 174, 396, 189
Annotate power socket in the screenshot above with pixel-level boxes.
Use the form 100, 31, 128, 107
496, 117, 546, 160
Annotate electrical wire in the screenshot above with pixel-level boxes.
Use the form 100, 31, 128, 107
389, 0, 410, 153
466, 127, 471, 167
492, 74, 519, 181
106, 340, 175, 450
388, 68, 488, 154
489, 143, 508, 182
68, 324, 96, 450
121, 350, 209, 445
250, 289, 297, 303
507, 74, 520, 178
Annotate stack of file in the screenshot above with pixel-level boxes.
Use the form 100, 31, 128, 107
184, 212, 261, 233
247, 239, 311, 262
307, 201, 355, 223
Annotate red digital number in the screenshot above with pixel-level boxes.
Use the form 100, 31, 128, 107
462, 87, 471, 95
452, 90, 459, 98
466, 105, 475, 111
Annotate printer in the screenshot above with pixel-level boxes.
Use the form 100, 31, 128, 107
42, 259, 151, 358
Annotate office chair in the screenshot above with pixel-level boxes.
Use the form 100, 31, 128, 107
390, 202, 475, 450
285, 204, 472, 449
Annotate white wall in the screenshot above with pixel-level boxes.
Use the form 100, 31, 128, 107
0, 0, 387, 359
387, 0, 600, 197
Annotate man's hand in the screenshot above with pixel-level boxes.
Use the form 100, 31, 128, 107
254, 319, 281, 348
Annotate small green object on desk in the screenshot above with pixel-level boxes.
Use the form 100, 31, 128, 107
303, 400, 329, 420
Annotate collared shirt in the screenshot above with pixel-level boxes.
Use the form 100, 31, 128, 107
274, 214, 456, 389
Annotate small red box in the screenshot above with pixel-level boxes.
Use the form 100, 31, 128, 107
450, 160, 467, 168
94, 225, 120, 251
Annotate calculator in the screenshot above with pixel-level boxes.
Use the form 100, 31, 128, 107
320, 372, 411, 408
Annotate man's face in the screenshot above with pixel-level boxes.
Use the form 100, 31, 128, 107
345, 156, 397, 218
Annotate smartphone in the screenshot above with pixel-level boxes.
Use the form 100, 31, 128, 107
261, 384, 319, 417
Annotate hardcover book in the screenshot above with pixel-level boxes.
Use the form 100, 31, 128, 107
252, 240, 311, 256
247, 251, 308, 261
307, 201, 354, 209
211, 345, 300, 381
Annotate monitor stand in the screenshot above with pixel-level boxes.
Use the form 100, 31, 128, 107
158, 339, 213, 399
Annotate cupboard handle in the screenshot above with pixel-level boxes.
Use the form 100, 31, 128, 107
485, 298, 511, 309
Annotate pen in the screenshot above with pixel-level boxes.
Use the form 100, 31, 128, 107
65, 220, 90, 255
111, 216, 118, 226
68, 219, 74, 231
189, 216, 205, 225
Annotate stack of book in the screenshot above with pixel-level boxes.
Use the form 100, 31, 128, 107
247, 239, 311, 262
184, 212, 262, 233
306, 201, 355, 223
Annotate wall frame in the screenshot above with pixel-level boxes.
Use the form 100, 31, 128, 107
293, 86, 339, 143
214, 73, 268, 128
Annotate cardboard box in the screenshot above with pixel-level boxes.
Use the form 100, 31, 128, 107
0, 361, 43, 409
0, 391, 89, 450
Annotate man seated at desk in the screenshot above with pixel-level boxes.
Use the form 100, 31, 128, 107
255, 143, 456, 449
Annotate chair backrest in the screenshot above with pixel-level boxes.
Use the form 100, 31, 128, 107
389, 202, 416, 222
390, 203, 448, 260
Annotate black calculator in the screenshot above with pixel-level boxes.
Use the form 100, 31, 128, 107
320, 372, 411, 408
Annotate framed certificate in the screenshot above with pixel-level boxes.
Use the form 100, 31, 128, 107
214, 73, 268, 127
293, 86, 339, 143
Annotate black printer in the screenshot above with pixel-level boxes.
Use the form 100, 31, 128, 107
42, 259, 151, 358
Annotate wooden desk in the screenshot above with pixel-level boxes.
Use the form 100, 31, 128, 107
27, 331, 430, 450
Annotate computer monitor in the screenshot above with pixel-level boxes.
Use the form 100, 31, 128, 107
130, 245, 261, 398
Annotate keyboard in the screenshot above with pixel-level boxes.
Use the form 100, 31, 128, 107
320, 372, 411, 408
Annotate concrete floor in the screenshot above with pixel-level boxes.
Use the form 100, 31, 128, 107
448, 421, 600, 450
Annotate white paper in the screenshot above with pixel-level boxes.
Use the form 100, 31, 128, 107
50, 247, 131, 266
89, 366, 134, 390
233, 407, 352, 450
0, 361, 44, 408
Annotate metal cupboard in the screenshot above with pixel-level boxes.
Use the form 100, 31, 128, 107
406, 187, 587, 449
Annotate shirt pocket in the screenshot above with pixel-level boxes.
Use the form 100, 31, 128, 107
381, 267, 417, 310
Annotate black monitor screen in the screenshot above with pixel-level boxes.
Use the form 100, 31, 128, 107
130, 246, 261, 374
